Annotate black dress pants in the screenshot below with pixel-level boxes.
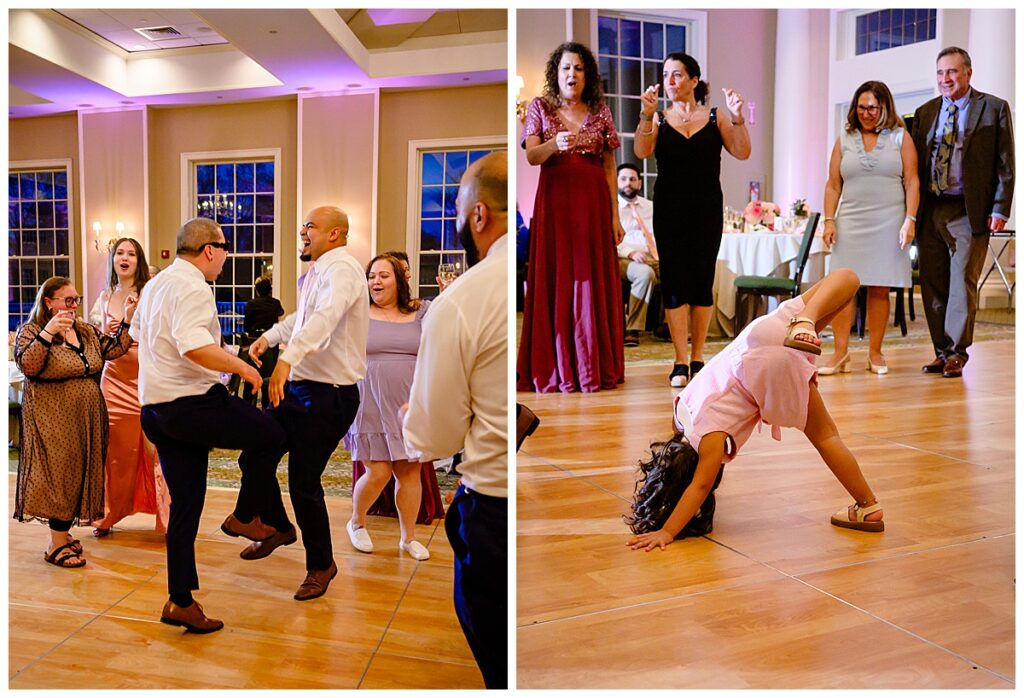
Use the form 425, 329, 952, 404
140, 384, 286, 596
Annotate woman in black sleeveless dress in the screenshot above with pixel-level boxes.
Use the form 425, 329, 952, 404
634, 53, 751, 387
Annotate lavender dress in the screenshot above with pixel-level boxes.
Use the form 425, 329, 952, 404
345, 301, 430, 460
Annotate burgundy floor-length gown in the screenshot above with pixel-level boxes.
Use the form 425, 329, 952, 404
517, 97, 625, 393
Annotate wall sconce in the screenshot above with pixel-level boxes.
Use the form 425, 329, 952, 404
515, 75, 527, 123
92, 220, 123, 252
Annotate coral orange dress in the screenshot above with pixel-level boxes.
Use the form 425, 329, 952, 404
91, 292, 171, 531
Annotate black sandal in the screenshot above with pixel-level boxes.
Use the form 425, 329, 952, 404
44, 543, 86, 568
690, 360, 705, 378
669, 363, 689, 387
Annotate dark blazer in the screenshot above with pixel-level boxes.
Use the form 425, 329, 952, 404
911, 88, 1015, 235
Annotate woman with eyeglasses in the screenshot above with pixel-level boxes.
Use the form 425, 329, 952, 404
818, 81, 919, 376
88, 238, 170, 538
13, 276, 136, 568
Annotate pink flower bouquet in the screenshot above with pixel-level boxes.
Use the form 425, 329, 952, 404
743, 200, 782, 230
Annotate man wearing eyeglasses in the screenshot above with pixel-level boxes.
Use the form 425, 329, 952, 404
235, 206, 369, 602
131, 217, 287, 634
911, 46, 1015, 379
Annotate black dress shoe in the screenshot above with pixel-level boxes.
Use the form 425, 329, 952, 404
624, 330, 640, 347
240, 526, 297, 560
942, 356, 965, 378
921, 356, 945, 373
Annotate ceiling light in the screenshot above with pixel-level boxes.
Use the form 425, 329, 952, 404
77, 103, 93, 108
121, 100, 135, 105
346, 83, 362, 88
296, 86, 314, 92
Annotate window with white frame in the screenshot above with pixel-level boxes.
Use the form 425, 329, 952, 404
415, 146, 505, 300
191, 158, 276, 341
598, 12, 693, 198
855, 9, 936, 55
9, 168, 72, 330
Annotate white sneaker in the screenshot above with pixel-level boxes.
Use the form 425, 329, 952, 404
399, 540, 430, 561
346, 521, 373, 553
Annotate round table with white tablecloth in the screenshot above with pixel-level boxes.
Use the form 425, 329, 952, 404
712, 230, 829, 336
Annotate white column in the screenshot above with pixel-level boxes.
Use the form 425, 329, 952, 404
967, 9, 1014, 105
772, 10, 812, 209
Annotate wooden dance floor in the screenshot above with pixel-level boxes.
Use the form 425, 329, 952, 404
517, 339, 1014, 689
8, 481, 482, 689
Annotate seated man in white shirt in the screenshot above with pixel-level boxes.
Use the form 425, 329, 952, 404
616, 162, 660, 347
240, 206, 369, 602
132, 217, 287, 634
404, 152, 508, 689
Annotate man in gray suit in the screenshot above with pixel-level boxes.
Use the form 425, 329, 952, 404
912, 46, 1014, 378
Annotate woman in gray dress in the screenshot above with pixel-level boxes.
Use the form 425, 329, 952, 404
819, 80, 919, 375
345, 254, 432, 561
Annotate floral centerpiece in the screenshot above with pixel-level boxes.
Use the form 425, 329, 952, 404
791, 198, 808, 218
743, 200, 782, 231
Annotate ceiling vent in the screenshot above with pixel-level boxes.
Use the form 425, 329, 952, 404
133, 26, 184, 41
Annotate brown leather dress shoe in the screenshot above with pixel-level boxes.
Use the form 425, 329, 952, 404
221, 513, 275, 542
294, 560, 339, 601
921, 356, 945, 373
515, 404, 540, 452
240, 526, 298, 560
942, 356, 965, 378
160, 599, 224, 634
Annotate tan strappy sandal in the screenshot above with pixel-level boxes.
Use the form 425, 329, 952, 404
830, 501, 884, 533
784, 316, 822, 355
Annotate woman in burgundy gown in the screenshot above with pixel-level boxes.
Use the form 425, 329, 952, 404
517, 41, 625, 393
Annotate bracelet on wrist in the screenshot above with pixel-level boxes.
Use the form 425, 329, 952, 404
905, 214, 917, 223
639, 112, 654, 122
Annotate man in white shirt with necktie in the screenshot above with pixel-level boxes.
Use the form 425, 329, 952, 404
617, 162, 660, 347
241, 206, 369, 601
404, 152, 508, 689
133, 217, 287, 634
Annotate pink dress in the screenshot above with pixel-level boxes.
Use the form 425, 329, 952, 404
674, 296, 818, 461
91, 292, 171, 531
516, 97, 625, 393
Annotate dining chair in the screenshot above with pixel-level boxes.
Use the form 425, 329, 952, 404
733, 212, 821, 333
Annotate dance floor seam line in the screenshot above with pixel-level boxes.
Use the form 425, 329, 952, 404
355, 521, 441, 689
9, 567, 163, 680
519, 453, 633, 505
710, 535, 1016, 685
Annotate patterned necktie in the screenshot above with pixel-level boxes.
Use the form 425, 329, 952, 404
931, 103, 958, 195
629, 202, 659, 261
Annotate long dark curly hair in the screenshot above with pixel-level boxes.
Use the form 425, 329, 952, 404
624, 433, 724, 538
541, 41, 605, 111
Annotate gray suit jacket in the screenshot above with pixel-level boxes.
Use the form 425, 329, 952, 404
911, 89, 1015, 235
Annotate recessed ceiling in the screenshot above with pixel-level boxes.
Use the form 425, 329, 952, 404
9, 8, 507, 118
55, 9, 229, 52
341, 9, 507, 50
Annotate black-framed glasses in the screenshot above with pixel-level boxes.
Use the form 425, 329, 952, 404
195, 240, 230, 252
856, 105, 881, 113
54, 296, 83, 308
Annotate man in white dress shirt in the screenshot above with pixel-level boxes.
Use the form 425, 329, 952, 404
404, 152, 508, 689
616, 162, 660, 347
133, 217, 287, 634
241, 206, 369, 601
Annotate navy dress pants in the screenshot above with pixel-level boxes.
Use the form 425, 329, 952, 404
140, 384, 286, 596
240, 380, 359, 572
445, 484, 508, 689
